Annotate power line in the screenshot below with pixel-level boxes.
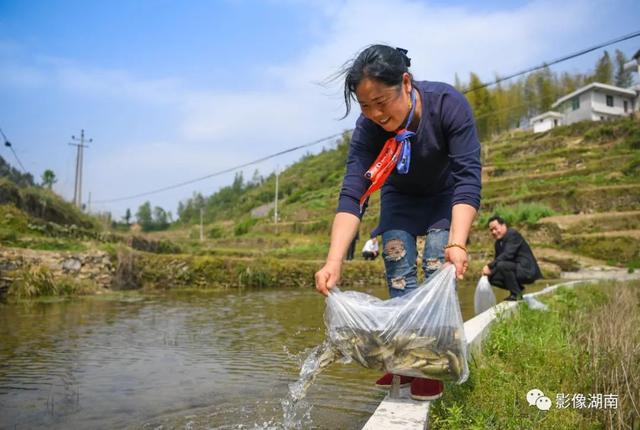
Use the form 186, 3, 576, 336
462, 29, 640, 94
94, 30, 640, 206
93, 131, 346, 204
0, 128, 28, 173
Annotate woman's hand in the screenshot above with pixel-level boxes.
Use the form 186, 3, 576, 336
448, 203, 476, 281
315, 260, 342, 296
445, 246, 468, 281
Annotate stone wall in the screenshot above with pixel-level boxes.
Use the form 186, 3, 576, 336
0, 247, 115, 294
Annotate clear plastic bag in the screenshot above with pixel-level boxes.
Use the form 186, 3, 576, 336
324, 265, 468, 384
524, 294, 549, 311
474, 275, 497, 315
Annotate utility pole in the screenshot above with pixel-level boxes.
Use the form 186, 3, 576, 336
200, 207, 204, 242
274, 166, 279, 233
69, 130, 92, 209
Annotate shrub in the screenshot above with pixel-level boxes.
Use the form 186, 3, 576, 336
234, 218, 258, 236
478, 203, 556, 226
207, 225, 226, 239
8, 266, 96, 299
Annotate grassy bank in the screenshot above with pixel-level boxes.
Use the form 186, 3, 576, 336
431, 282, 640, 429
114, 248, 388, 291
6, 266, 97, 299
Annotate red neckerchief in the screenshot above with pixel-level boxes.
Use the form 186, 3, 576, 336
358, 132, 406, 211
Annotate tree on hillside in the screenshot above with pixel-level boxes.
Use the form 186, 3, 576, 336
0, 155, 34, 187
136, 201, 153, 231
152, 206, 170, 230
250, 169, 263, 186
559, 71, 584, 95
522, 73, 538, 118
123, 208, 132, 225
614, 49, 634, 88
177, 201, 186, 221
177, 192, 206, 224
453, 73, 463, 92
193, 192, 205, 210
592, 51, 614, 85
135, 201, 171, 231
232, 171, 244, 192
466, 72, 495, 140
41, 169, 57, 189
491, 79, 509, 135
535, 65, 556, 113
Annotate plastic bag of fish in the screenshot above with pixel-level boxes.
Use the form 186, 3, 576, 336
474, 275, 496, 315
324, 264, 469, 384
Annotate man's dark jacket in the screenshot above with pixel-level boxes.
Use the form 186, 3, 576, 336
488, 228, 542, 282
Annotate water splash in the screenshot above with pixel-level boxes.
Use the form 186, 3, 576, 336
280, 341, 340, 429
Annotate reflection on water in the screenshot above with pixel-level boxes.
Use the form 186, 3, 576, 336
0, 278, 551, 429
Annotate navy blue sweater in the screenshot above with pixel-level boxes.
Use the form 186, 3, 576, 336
337, 81, 482, 236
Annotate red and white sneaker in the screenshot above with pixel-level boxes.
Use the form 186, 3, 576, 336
374, 373, 414, 390
410, 378, 444, 401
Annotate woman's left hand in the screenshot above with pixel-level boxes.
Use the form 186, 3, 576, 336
445, 246, 468, 281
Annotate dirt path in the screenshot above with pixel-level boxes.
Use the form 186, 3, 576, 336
539, 211, 640, 229
534, 247, 606, 268
566, 229, 640, 239
560, 267, 640, 281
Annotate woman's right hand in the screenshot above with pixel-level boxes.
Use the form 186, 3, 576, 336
315, 260, 342, 296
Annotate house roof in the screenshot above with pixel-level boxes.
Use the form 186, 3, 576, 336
530, 111, 564, 122
551, 82, 637, 108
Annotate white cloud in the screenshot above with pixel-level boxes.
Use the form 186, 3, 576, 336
1, 0, 630, 217
175, 0, 600, 157
273, 0, 597, 86
0, 49, 185, 105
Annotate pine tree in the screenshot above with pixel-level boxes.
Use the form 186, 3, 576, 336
466, 72, 494, 140
522, 73, 538, 118
614, 49, 633, 88
454, 73, 463, 92
537, 66, 556, 112
136, 201, 153, 231
492, 78, 509, 135
152, 206, 169, 230
592, 51, 614, 85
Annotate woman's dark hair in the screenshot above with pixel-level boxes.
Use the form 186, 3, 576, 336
340, 45, 413, 118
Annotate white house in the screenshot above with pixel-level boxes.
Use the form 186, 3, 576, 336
551, 82, 637, 124
529, 82, 638, 133
529, 111, 564, 133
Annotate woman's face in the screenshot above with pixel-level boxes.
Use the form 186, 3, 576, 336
355, 73, 412, 132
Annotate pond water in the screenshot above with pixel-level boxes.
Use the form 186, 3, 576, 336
0, 278, 549, 429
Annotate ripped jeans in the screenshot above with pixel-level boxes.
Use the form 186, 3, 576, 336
381, 229, 449, 299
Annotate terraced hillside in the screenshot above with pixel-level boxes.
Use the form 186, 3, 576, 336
156, 115, 640, 273
478, 117, 639, 270
2, 117, 637, 296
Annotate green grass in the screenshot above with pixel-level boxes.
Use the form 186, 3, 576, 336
479, 202, 556, 226
270, 242, 328, 259
430, 284, 635, 429
7, 266, 97, 299
563, 235, 640, 268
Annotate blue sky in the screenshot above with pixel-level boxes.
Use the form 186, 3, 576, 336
1, 0, 639, 219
